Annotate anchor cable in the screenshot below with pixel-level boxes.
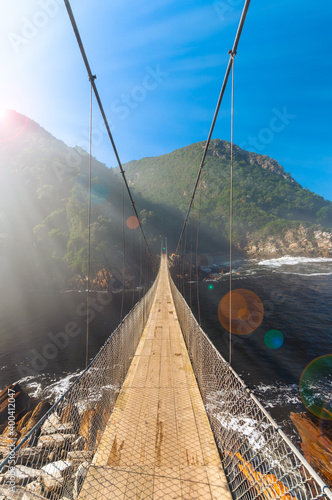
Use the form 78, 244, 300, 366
174, 0, 251, 257
85, 77, 94, 369
63, 0, 154, 264
229, 52, 235, 366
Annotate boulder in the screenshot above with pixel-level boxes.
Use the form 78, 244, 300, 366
16, 412, 32, 433
25, 479, 44, 496
41, 422, 74, 436
0, 384, 33, 433
40, 413, 61, 435
67, 450, 92, 465
0, 464, 44, 486
79, 409, 96, 450
41, 460, 73, 495
71, 436, 86, 451
21, 402, 51, 434
0, 436, 15, 460
37, 433, 77, 450
0, 485, 40, 499
60, 404, 80, 434
16, 447, 48, 467
73, 461, 89, 499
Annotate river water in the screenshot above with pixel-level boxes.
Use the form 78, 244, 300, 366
186, 256, 332, 429
0, 256, 331, 432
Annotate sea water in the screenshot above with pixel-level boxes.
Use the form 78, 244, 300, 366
0, 257, 331, 433
186, 256, 332, 429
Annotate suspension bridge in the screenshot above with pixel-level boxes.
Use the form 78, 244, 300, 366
0, 250, 331, 499
1, 0, 332, 498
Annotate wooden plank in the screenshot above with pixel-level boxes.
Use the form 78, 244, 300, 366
80, 255, 231, 499
131, 354, 150, 388
159, 353, 173, 388
129, 388, 159, 466
206, 465, 234, 500
153, 467, 182, 499
175, 386, 205, 467
180, 466, 212, 500
125, 466, 154, 499
155, 388, 181, 467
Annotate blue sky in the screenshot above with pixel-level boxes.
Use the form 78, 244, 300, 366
1, 0, 331, 201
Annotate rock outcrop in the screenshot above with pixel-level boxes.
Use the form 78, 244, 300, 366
0, 385, 96, 499
290, 412, 332, 487
0, 384, 50, 442
246, 226, 332, 258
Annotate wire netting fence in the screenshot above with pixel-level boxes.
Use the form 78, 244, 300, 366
169, 273, 332, 500
1, 260, 331, 500
0, 271, 159, 499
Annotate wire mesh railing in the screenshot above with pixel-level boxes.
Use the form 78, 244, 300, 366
1, 259, 331, 500
0, 271, 159, 500
169, 273, 332, 500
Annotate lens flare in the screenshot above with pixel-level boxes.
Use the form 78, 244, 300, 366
0, 87, 30, 142
0, 107, 7, 120
299, 355, 332, 420
208, 284, 214, 290
264, 329, 284, 349
126, 216, 139, 230
218, 289, 264, 335
320, 393, 332, 462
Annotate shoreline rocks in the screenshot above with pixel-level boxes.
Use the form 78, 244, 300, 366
0, 384, 95, 499
245, 226, 332, 258
290, 412, 332, 487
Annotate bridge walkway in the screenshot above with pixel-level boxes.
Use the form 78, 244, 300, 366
79, 256, 232, 499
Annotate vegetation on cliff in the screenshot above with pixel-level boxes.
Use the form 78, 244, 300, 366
0, 111, 160, 290
120, 139, 332, 254
1, 112, 331, 292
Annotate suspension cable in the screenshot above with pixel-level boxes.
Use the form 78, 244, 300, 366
181, 223, 188, 299
63, 0, 154, 264
132, 227, 136, 308
189, 201, 195, 310
120, 178, 125, 321
195, 177, 203, 325
85, 77, 94, 369
229, 53, 235, 366
174, 0, 251, 256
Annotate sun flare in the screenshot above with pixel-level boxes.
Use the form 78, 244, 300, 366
0, 106, 8, 120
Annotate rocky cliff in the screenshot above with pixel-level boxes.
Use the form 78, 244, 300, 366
245, 226, 332, 258
290, 412, 332, 487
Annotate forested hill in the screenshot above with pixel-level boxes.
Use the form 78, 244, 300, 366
0, 112, 331, 293
0, 111, 166, 291
120, 139, 332, 256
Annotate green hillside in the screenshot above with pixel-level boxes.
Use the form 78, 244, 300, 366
120, 139, 332, 250
0, 112, 161, 290
1, 113, 331, 292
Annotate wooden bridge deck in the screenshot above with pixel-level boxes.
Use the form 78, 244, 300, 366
79, 256, 231, 499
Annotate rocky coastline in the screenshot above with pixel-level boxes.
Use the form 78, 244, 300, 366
244, 226, 332, 259
290, 412, 332, 487
0, 383, 107, 499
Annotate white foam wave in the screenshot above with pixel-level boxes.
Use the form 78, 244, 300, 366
283, 272, 332, 276
252, 383, 302, 408
41, 369, 85, 401
258, 256, 332, 267
17, 376, 44, 399
18, 369, 85, 402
